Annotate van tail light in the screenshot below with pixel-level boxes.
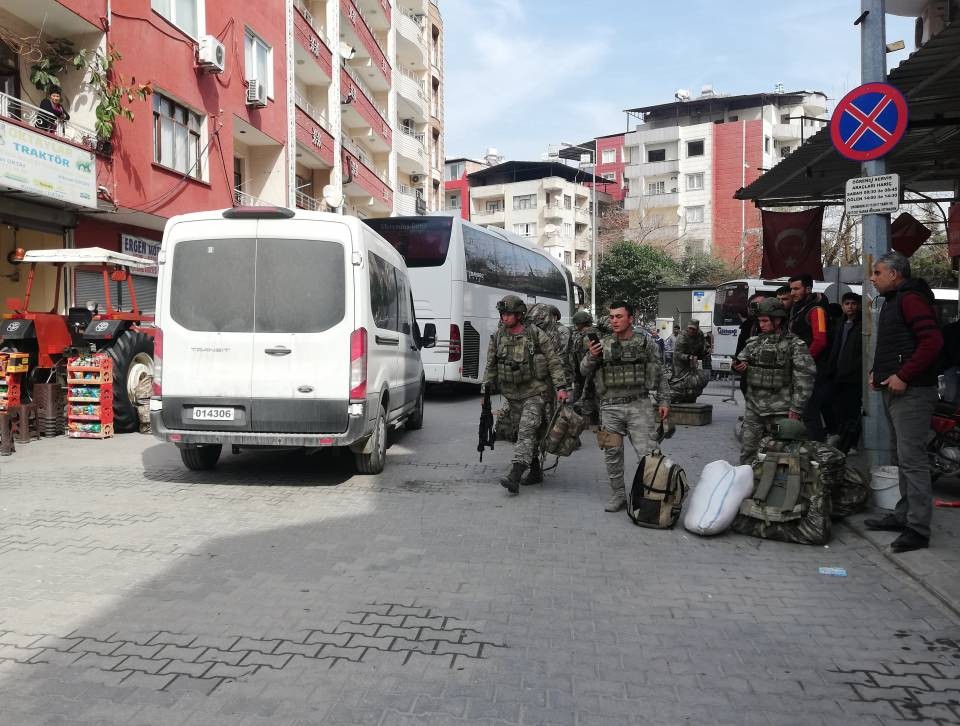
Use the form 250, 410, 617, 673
349, 327, 368, 401
448, 323, 461, 362
152, 327, 163, 396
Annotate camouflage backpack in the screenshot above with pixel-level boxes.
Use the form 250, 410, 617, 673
833, 464, 868, 520
732, 435, 834, 546
627, 449, 688, 529
541, 403, 585, 457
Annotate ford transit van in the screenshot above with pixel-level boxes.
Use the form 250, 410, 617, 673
150, 207, 431, 473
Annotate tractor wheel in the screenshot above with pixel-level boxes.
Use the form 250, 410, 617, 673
105, 330, 154, 433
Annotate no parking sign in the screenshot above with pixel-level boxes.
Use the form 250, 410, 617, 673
830, 82, 908, 161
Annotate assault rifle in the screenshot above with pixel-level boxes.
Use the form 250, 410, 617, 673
478, 388, 496, 461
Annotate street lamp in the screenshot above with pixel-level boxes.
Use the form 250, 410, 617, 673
554, 142, 598, 316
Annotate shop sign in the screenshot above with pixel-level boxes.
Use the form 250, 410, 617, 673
121, 234, 160, 277
0, 118, 97, 209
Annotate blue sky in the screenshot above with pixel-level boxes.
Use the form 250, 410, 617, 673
437, 0, 916, 161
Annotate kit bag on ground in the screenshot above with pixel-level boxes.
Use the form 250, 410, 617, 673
683, 460, 754, 536
541, 402, 585, 456
628, 448, 688, 529
732, 438, 833, 545
833, 464, 868, 519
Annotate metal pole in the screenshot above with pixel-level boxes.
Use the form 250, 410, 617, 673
860, 0, 892, 469
591, 155, 597, 316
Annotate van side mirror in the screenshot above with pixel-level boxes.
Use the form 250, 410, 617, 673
421, 322, 437, 349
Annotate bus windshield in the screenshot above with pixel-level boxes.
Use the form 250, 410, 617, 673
365, 217, 453, 267
714, 282, 748, 326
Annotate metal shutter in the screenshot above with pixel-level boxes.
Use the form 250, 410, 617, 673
72, 271, 156, 314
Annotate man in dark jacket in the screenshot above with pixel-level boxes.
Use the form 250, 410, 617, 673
788, 273, 830, 440
735, 293, 767, 395
826, 292, 862, 451
865, 252, 943, 553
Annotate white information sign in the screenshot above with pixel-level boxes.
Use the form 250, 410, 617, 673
845, 173, 900, 216
121, 234, 160, 277
0, 118, 97, 209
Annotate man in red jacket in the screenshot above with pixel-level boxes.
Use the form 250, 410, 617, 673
865, 252, 943, 553
788, 273, 829, 440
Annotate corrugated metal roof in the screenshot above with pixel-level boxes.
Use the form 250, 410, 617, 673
737, 21, 960, 205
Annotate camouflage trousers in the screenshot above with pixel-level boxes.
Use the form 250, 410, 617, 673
572, 377, 599, 424
505, 392, 552, 466
739, 408, 784, 465
600, 397, 656, 495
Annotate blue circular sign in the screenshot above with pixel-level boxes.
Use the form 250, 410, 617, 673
830, 82, 909, 161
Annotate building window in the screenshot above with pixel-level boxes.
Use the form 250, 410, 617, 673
485, 200, 504, 213
448, 194, 460, 209
513, 193, 536, 210
153, 93, 203, 179
513, 222, 536, 237
563, 194, 572, 209
623, 147, 636, 165
445, 161, 464, 181
686, 172, 704, 191
245, 29, 273, 98
686, 140, 704, 157
764, 136, 771, 153
151, 0, 199, 37
601, 148, 616, 164
647, 180, 665, 195
685, 206, 705, 224
685, 238, 705, 256
601, 172, 616, 181
781, 113, 791, 124
623, 179, 630, 194
647, 148, 666, 163
564, 251, 572, 265
562, 222, 573, 238
780, 146, 792, 158
727, 115, 738, 122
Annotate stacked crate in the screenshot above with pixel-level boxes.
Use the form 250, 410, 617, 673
0, 352, 27, 413
66, 354, 114, 439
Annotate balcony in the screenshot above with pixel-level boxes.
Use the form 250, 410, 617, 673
642, 158, 680, 177
341, 0, 391, 90
641, 191, 680, 208
575, 234, 592, 253
341, 68, 391, 150
470, 184, 504, 199
628, 125, 681, 145
0, 92, 102, 210
396, 12, 428, 70
773, 122, 802, 140
542, 177, 564, 192
542, 202, 564, 221
294, 7, 333, 82
234, 189, 272, 207
395, 127, 426, 174
343, 146, 392, 213
395, 184, 424, 216
296, 190, 326, 211
295, 104, 335, 167
354, 0, 391, 29
395, 68, 428, 121
472, 207, 505, 223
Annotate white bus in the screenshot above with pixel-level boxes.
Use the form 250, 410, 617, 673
712, 277, 960, 372
365, 214, 581, 384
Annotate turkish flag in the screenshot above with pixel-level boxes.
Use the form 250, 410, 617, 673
891, 212, 931, 257
760, 207, 824, 279
949, 204, 960, 258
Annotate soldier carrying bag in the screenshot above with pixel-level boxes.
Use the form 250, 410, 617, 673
627, 448, 688, 529
541, 402, 585, 457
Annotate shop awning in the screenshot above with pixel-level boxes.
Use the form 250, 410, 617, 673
736, 21, 960, 206
22, 246, 154, 267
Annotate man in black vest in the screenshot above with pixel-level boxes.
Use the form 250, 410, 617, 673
865, 252, 943, 553
788, 274, 830, 440
826, 292, 862, 452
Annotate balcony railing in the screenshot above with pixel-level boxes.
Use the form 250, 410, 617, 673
294, 91, 330, 131
341, 0, 390, 83
342, 63, 387, 119
296, 190, 326, 211
0, 91, 98, 148
341, 134, 389, 184
294, 0, 330, 45
234, 188, 271, 207
399, 126, 425, 145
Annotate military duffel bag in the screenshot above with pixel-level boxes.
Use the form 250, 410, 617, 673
627, 448, 688, 529
494, 404, 519, 443
541, 402, 585, 457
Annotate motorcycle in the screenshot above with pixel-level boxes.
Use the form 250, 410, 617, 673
929, 398, 960, 480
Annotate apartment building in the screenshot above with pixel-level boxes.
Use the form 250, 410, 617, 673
558, 133, 627, 203
443, 155, 495, 220
0, 0, 443, 310
467, 161, 607, 272
622, 87, 827, 266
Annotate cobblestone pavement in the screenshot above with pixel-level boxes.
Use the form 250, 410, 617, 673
1, 386, 959, 725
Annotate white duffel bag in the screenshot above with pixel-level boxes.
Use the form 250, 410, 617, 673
683, 460, 754, 536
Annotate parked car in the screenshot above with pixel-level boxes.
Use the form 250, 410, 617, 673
150, 206, 433, 473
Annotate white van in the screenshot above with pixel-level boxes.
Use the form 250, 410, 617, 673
150, 207, 432, 473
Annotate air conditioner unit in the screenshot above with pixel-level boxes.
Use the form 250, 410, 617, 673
246, 79, 267, 108
198, 35, 226, 73
410, 174, 423, 184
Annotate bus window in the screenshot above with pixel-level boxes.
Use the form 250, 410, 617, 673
714, 282, 748, 326
365, 217, 453, 267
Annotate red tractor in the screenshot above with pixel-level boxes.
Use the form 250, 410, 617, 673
0, 247, 155, 433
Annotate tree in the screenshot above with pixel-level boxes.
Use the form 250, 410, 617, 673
677, 252, 734, 286
596, 242, 681, 322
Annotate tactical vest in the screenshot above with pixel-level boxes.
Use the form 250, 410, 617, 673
494, 328, 548, 387
789, 294, 827, 348
596, 335, 654, 395
745, 334, 792, 390
874, 289, 938, 387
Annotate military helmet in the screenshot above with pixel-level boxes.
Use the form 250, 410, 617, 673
572, 310, 593, 326
756, 298, 788, 319
772, 418, 808, 441
526, 303, 551, 326
548, 305, 562, 321
597, 315, 612, 334
496, 295, 527, 316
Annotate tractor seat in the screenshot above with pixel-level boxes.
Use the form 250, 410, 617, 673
67, 307, 94, 337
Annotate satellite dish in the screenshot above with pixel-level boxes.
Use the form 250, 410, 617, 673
322, 185, 343, 209
339, 42, 356, 60
543, 224, 557, 235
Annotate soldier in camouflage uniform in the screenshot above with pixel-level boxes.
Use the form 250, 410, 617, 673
484, 295, 569, 494
581, 300, 671, 512
569, 310, 600, 425
732, 298, 816, 465
670, 320, 709, 403
527, 303, 574, 383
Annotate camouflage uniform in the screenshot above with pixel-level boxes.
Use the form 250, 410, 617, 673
670, 328, 708, 403
581, 331, 671, 511
569, 313, 599, 424
527, 303, 573, 383
485, 298, 568, 493
735, 318, 816, 465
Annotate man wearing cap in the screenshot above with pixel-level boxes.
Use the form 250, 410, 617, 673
483, 295, 569, 493
732, 298, 816, 464
569, 310, 600, 425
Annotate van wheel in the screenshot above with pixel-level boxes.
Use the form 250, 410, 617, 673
406, 383, 425, 430
105, 330, 154, 433
354, 404, 387, 474
179, 444, 222, 470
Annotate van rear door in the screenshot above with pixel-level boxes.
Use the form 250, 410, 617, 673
160, 223, 257, 431
250, 218, 352, 433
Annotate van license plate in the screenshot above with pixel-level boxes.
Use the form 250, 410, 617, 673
192, 407, 235, 421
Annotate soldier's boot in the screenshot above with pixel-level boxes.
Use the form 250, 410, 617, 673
521, 457, 543, 485
500, 463, 525, 494
604, 488, 627, 512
